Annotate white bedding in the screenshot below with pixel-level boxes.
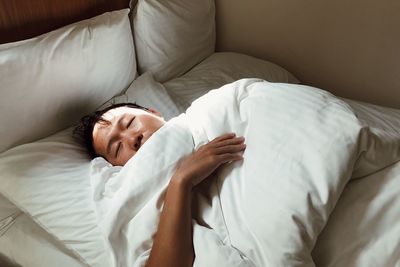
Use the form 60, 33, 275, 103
1, 0, 399, 264
1, 58, 399, 267
91, 79, 400, 266
0, 204, 85, 267
1, 77, 399, 266
0, 49, 302, 266
0, 128, 113, 267
312, 161, 400, 267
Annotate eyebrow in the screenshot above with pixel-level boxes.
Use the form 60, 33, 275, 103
105, 116, 125, 157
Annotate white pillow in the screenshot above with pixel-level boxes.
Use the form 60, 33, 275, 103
101, 72, 182, 120
0, 9, 136, 153
0, 128, 112, 267
0, 200, 84, 267
133, 0, 215, 82
0, 195, 20, 238
163, 52, 300, 109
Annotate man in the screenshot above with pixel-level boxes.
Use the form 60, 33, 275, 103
74, 103, 246, 267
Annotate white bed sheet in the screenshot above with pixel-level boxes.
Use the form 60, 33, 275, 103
312, 161, 400, 267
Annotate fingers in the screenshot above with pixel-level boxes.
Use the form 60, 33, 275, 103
211, 133, 245, 146
214, 134, 246, 163
211, 132, 237, 142
198, 133, 246, 163
215, 136, 245, 148
215, 143, 246, 155
217, 153, 244, 164
208, 133, 246, 157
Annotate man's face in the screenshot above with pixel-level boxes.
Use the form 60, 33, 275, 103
92, 106, 165, 166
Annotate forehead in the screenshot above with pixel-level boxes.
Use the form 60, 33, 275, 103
92, 107, 147, 142
100, 106, 147, 121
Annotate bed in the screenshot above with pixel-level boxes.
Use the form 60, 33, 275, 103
0, 1, 399, 267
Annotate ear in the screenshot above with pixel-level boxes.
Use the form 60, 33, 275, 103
147, 108, 163, 118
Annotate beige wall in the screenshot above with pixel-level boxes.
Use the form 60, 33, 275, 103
215, 0, 400, 108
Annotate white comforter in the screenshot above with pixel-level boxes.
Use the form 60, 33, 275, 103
91, 79, 400, 267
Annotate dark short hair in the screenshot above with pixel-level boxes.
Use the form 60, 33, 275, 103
73, 102, 149, 158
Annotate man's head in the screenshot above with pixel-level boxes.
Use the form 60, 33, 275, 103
74, 103, 165, 166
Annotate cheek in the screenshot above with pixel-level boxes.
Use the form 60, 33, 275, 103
121, 148, 136, 164
139, 116, 162, 130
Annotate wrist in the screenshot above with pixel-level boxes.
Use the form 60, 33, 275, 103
170, 172, 194, 192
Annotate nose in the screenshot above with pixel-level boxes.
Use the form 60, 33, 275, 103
124, 131, 143, 151
133, 134, 143, 150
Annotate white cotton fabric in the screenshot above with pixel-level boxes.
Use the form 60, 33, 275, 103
0, 195, 21, 241
0, 9, 136, 153
91, 79, 400, 266
0, 128, 112, 267
163, 52, 300, 109
133, 0, 215, 82
312, 161, 400, 267
163, 59, 400, 265
311, 98, 400, 267
1, 75, 398, 267
0, 207, 85, 267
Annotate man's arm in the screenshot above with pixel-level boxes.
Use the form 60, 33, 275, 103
145, 176, 194, 267
144, 133, 246, 267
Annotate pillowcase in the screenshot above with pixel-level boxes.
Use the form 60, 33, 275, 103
0, 199, 84, 267
0, 195, 20, 238
133, 0, 215, 82
100, 72, 182, 120
0, 9, 136, 153
0, 128, 112, 267
163, 52, 300, 109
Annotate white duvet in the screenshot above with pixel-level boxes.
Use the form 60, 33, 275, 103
91, 79, 400, 267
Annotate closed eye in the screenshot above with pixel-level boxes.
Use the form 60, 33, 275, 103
126, 116, 135, 128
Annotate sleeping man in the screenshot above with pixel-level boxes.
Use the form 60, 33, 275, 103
74, 102, 246, 267
73, 79, 394, 267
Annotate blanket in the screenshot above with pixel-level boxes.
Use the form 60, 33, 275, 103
90, 79, 400, 267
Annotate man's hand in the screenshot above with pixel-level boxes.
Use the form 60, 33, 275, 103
145, 133, 245, 267
173, 133, 246, 189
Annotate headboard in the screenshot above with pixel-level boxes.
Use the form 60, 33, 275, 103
0, 0, 131, 44
215, 0, 400, 108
